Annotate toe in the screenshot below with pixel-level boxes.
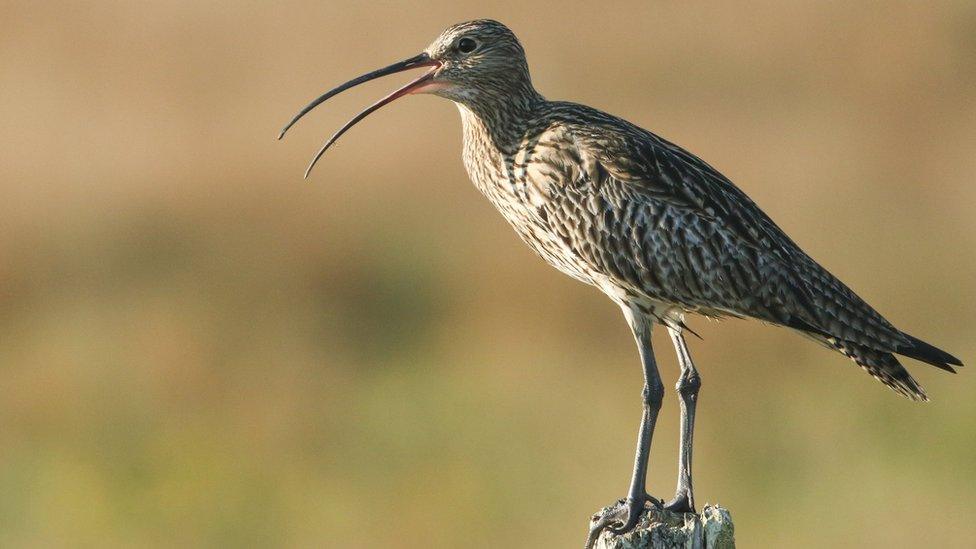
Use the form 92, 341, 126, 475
662, 492, 695, 513
645, 493, 663, 508
586, 506, 623, 549
607, 497, 645, 535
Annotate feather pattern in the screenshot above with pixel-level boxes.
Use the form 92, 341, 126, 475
458, 94, 960, 400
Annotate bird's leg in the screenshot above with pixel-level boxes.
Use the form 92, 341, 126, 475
664, 327, 701, 513
585, 308, 664, 549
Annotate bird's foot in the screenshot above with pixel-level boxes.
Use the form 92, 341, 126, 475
584, 493, 661, 549
662, 488, 695, 514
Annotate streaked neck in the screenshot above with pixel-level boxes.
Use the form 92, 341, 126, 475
454, 87, 544, 154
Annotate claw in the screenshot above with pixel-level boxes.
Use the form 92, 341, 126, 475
584, 512, 618, 549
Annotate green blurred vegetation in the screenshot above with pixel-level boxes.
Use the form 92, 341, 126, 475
1, 1, 974, 547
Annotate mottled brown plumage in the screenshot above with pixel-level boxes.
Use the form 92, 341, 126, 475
279, 19, 962, 548
463, 96, 958, 400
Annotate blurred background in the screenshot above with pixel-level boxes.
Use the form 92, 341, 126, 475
1, 1, 974, 547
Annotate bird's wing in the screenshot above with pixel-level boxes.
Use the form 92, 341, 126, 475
544, 102, 910, 352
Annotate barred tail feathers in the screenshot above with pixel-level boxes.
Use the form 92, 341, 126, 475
832, 339, 928, 401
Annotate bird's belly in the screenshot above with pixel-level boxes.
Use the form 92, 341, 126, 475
476, 175, 702, 324
500, 202, 680, 318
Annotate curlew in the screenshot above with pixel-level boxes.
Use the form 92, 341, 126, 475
279, 20, 962, 548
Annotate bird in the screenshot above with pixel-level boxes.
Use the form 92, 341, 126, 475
278, 19, 963, 548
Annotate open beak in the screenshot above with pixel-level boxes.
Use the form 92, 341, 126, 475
278, 52, 441, 178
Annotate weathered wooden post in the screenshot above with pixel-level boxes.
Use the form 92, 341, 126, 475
590, 504, 734, 549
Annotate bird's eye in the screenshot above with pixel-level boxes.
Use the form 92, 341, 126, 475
457, 37, 478, 54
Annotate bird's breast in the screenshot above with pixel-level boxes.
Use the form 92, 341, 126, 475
460, 132, 600, 286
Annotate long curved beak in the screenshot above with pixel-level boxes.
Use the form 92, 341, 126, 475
278, 52, 441, 178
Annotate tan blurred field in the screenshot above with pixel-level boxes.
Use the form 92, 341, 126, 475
1, 1, 974, 547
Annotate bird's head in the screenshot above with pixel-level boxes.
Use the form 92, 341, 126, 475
420, 19, 534, 104
279, 19, 538, 177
